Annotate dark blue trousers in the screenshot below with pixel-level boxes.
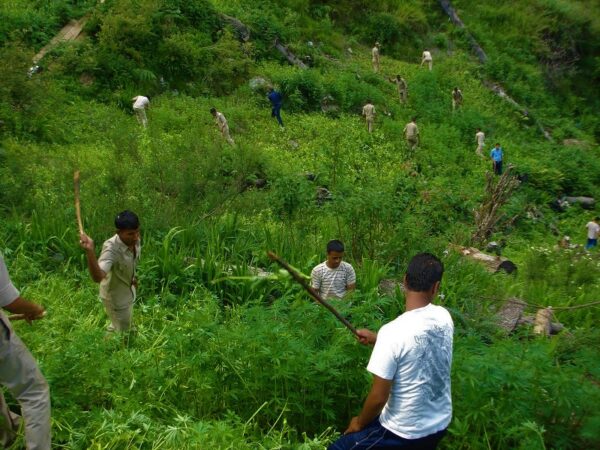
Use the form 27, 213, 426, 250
271, 105, 284, 126
328, 418, 446, 450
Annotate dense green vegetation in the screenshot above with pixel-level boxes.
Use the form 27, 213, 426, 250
1, 0, 600, 448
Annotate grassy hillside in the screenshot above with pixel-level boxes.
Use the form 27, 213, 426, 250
1, 0, 600, 448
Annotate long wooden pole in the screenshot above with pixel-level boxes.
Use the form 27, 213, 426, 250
267, 251, 359, 337
73, 170, 84, 234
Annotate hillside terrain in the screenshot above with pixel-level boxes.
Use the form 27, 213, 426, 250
1, 0, 600, 448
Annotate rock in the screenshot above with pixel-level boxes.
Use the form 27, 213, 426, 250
321, 95, 340, 114
496, 260, 517, 274
486, 241, 502, 256
316, 186, 332, 205
378, 279, 404, 297
249, 77, 269, 92
497, 298, 526, 332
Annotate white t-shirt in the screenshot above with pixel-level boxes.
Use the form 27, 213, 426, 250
586, 221, 600, 239
362, 104, 375, 120
215, 112, 228, 130
132, 96, 149, 110
311, 261, 356, 299
0, 255, 19, 307
422, 51, 432, 61
476, 131, 485, 145
367, 303, 454, 439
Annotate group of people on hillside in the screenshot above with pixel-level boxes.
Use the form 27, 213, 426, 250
369, 43, 508, 175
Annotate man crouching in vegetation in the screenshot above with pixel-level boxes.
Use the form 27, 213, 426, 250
329, 253, 453, 450
311, 240, 356, 299
0, 254, 51, 449
79, 211, 141, 333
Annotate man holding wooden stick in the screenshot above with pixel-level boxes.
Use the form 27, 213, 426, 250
0, 254, 51, 450
329, 253, 453, 450
79, 211, 141, 333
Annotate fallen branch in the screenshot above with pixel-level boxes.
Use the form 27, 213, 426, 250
267, 251, 358, 337
274, 38, 308, 70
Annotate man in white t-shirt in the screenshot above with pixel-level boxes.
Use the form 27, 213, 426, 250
311, 240, 356, 299
329, 253, 453, 450
585, 217, 600, 249
475, 128, 485, 156
0, 254, 51, 449
210, 108, 235, 145
132, 95, 150, 128
421, 49, 433, 71
362, 101, 375, 133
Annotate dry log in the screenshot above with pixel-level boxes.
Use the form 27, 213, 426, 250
221, 14, 251, 42
438, 0, 487, 63
274, 38, 308, 70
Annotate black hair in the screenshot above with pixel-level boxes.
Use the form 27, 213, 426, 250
210, 107, 217, 114
326, 239, 345, 253
405, 253, 444, 292
115, 210, 139, 230
595, 216, 600, 221
411, 116, 417, 121
495, 142, 501, 146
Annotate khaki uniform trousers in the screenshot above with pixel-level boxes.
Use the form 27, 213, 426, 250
102, 298, 134, 332
0, 318, 51, 450
407, 137, 418, 151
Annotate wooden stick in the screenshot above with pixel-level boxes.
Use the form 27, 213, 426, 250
74, 170, 84, 234
8, 311, 47, 321
267, 251, 359, 337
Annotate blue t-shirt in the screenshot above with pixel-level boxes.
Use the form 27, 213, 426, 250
268, 91, 283, 106
490, 147, 503, 162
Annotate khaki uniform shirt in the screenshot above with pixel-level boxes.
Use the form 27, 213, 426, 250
362, 103, 375, 120
372, 47, 380, 62
396, 78, 407, 92
404, 122, 419, 139
98, 235, 140, 309
476, 131, 485, 145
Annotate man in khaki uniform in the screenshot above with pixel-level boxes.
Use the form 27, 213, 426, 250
210, 108, 235, 145
362, 100, 375, 133
403, 117, 420, 151
80, 210, 141, 332
420, 49, 433, 71
389, 75, 408, 104
372, 42, 381, 73
0, 254, 51, 450
475, 128, 485, 156
452, 87, 463, 111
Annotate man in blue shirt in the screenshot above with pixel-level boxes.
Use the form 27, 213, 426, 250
267, 87, 284, 127
490, 143, 503, 175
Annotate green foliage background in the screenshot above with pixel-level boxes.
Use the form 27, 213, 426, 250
1, 0, 600, 448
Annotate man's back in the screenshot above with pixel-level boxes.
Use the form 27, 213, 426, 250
268, 90, 282, 106
404, 122, 418, 138
132, 96, 149, 109
367, 303, 453, 439
362, 103, 375, 119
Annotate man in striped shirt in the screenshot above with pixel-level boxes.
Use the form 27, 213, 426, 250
311, 240, 356, 299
